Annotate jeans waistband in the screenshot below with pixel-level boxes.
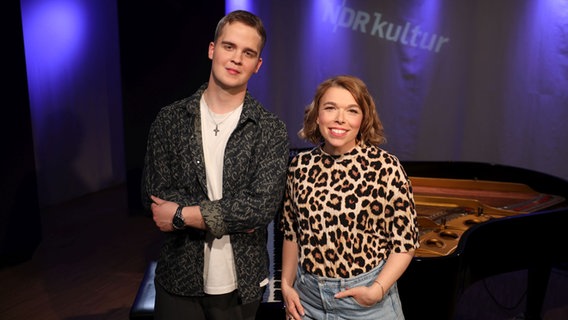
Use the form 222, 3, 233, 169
298, 260, 385, 289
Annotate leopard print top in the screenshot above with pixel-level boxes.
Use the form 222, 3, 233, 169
281, 144, 419, 278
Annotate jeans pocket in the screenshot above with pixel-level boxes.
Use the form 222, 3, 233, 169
348, 296, 371, 308
336, 295, 373, 310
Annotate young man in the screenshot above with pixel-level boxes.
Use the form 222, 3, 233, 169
141, 10, 289, 320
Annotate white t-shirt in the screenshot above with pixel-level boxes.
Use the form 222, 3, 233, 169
200, 95, 243, 295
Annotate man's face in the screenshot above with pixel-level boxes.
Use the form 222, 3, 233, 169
208, 21, 263, 92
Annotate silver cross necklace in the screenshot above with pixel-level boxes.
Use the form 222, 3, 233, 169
205, 106, 238, 136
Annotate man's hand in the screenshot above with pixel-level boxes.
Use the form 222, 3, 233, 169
150, 195, 177, 231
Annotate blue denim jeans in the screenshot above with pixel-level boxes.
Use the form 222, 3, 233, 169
294, 261, 405, 320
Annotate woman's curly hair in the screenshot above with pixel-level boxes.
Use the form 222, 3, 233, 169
298, 75, 386, 146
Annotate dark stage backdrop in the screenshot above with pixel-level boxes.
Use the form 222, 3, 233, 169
118, 0, 225, 213
20, 0, 125, 207
234, 0, 568, 182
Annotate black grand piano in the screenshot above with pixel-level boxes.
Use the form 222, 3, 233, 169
396, 161, 568, 320
131, 158, 568, 320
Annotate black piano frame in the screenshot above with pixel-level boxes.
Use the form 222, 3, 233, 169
398, 161, 568, 320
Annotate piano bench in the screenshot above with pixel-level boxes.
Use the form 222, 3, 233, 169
129, 261, 156, 319
257, 302, 286, 319
130, 261, 286, 319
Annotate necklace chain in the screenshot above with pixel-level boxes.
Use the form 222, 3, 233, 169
206, 106, 238, 136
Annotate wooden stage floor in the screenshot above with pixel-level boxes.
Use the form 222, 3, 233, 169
0, 184, 566, 320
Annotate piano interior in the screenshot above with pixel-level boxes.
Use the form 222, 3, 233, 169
411, 176, 565, 258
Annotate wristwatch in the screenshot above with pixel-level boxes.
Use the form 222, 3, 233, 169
172, 205, 185, 230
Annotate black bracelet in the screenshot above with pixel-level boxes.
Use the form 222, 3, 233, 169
172, 205, 185, 230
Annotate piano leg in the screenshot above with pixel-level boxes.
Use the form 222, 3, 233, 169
526, 265, 552, 320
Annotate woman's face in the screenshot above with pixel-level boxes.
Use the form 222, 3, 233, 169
317, 86, 363, 155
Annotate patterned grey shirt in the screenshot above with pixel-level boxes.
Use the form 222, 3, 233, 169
142, 83, 289, 303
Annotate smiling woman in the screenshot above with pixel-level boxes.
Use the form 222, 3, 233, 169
280, 75, 419, 320
315, 86, 364, 155
299, 75, 387, 149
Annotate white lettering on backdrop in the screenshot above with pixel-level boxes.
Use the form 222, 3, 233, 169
323, 2, 450, 53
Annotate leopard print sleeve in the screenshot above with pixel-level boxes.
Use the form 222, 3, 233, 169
281, 154, 300, 242
383, 152, 420, 253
